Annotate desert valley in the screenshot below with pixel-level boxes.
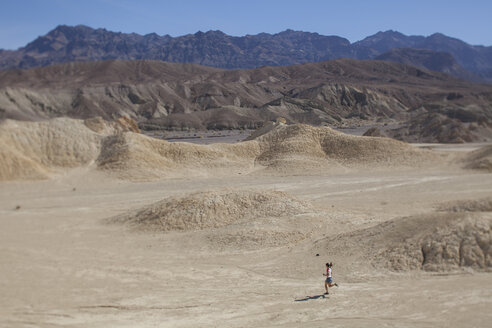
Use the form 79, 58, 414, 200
1, 20, 492, 328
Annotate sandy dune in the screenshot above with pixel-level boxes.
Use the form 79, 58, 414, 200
1, 119, 491, 327
111, 189, 314, 232
1, 118, 444, 181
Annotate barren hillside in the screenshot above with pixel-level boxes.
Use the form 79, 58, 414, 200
0, 118, 445, 182
1, 58, 492, 143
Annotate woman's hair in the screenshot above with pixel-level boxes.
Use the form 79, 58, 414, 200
326, 262, 329, 266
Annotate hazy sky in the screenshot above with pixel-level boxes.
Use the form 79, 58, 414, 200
1, 0, 491, 50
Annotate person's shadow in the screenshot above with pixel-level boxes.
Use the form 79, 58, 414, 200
294, 294, 327, 302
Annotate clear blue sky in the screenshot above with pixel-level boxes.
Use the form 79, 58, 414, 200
1, 0, 491, 50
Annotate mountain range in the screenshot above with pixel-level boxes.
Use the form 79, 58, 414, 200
1, 25, 492, 82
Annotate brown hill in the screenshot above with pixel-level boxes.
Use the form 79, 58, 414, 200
388, 112, 486, 143
463, 145, 492, 171
376, 48, 483, 82
1, 59, 492, 142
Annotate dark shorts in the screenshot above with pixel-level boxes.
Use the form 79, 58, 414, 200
325, 277, 333, 284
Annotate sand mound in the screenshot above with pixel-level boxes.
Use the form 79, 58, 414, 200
463, 145, 492, 172
254, 124, 436, 170
378, 214, 492, 271
0, 145, 49, 180
315, 212, 492, 272
96, 133, 260, 180
437, 197, 492, 213
110, 190, 313, 232
1, 119, 441, 182
0, 118, 104, 181
389, 112, 485, 143
98, 123, 438, 179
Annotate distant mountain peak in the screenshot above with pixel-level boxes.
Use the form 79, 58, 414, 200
144, 32, 159, 37
49, 24, 94, 35
426, 32, 463, 43
277, 29, 297, 34
276, 29, 317, 36
378, 30, 406, 36
193, 30, 227, 37
359, 30, 410, 43
204, 30, 227, 36
429, 32, 447, 38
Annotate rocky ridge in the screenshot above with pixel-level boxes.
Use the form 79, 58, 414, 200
1, 26, 492, 81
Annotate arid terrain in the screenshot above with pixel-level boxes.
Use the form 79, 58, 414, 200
0, 118, 491, 327
2, 58, 492, 144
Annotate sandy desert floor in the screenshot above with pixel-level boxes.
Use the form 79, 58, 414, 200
1, 143, 492, 328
